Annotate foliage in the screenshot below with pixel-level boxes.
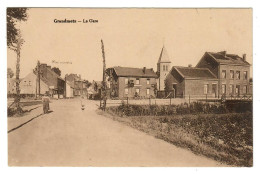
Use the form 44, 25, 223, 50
51, 67, 61, 76
103, 110, 253, 166
7, 68, 14, 78
7, 8, 28, 50
107, 101, 250, 117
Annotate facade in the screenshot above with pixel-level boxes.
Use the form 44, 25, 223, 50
165, 66, 218, 99
38, 63, 65, 97
156, 46, 171, 91
196, 51, 251, 97
7, 72, 49, 97
65, 81, 74, 98
87, 81, 102, 99
65, 74, 88, 96
106, 66, 157, 99
20, 72, 49, 96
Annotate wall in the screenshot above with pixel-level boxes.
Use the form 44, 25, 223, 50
157, 62, 171, 91
20, 72, 49, 95
118, 76, 156, 99
184, 79, 218, 99
165, 68, 185, 98
219, 64, 250, 96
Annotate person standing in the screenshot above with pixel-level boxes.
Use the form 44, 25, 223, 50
42, 92, 50, 114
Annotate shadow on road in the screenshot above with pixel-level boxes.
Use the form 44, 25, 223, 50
8, 110, 53, 134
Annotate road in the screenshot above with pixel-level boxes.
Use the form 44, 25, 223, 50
8, 98, 226, 167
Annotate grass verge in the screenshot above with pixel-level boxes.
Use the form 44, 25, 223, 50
97, 109, 252, 167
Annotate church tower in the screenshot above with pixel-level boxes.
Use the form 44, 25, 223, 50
157, 46, 171, 91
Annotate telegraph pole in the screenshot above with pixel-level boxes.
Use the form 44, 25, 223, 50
101, 39, 107, 110
37, 61, 41, 99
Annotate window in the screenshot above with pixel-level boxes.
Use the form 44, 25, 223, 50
229, 84, 234, 94
222, 84, 226, 94
243, 85, 247, 94
146, 88, 150, 95
124, 88, 128, 95
163, 65, 165, 71
166, 65, 168, 71
236, 71, 240, 79
136, 78, 140, 85
147, 79, 150, 85
230, 70, 234, 79
222, 70, 226, 79
235, 85, 240, 94
243, 71, 248, 80
125, 78, 128, 85
204, 84, 209, 94
135, 88, 140, 94
28, 81, 31, 86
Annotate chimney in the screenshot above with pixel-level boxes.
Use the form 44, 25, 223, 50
188, 64, 192, 67
243, 54, 246, 61
143, 67, 146, 73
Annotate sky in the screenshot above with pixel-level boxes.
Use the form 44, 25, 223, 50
7, 8, 252, 81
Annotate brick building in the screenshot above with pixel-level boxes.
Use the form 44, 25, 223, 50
165, 66, 218, 98
164, 51, 251, 99
196, 51, 251, 97
106, 66, 157, 99
38, 63, 65, 97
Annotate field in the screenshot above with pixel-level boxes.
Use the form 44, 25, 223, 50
101, 104, 253, 166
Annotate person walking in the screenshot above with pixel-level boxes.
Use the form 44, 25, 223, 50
42, 92, 50, 114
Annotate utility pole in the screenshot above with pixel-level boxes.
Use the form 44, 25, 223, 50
37, 61, 41, 99
101, 39, 107, 110
36, 61, 41, 99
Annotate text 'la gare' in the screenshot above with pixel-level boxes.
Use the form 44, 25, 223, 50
83, 19, 98, 23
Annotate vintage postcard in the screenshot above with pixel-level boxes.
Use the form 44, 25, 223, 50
7, 8, 252, 167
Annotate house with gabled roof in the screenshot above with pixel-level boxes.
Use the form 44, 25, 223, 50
196, 51, 251, 97
38, 63, 65, 98
106, 66, 157, 99
165, 66, 218, 98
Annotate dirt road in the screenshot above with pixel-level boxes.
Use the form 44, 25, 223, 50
8, 99, 226, 166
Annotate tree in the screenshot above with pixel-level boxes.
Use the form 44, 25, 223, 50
7, 8, 28, 50
51, 67, 61, 76
7, 68, 14, 78
7, 8, 28, 114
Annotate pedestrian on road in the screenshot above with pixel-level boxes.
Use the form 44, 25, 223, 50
81, 95, 85, 110
42, 92, 50, 114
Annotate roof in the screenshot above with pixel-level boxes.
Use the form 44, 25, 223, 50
157, 46, 171, 63
110, 66, 157, 78
207, 52, 250, 66
174, 66, 217, 79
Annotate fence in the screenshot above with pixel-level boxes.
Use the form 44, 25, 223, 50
103, 93, 252, 108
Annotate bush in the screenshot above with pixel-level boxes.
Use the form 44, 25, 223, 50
107, 101, 251, 117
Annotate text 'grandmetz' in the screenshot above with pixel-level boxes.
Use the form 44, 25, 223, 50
54, 19, 98, 23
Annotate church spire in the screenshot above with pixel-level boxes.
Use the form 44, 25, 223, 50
157, 46, 171, 64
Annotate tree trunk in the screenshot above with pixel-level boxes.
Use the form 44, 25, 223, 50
15, 36, 23, 114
